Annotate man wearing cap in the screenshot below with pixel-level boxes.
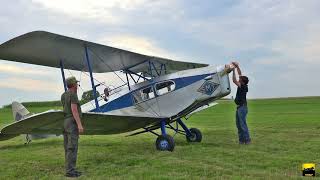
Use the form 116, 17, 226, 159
61, 76, 84, 177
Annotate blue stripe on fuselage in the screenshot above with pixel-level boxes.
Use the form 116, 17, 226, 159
174, 73, 214, 90
91, 73, 214, 112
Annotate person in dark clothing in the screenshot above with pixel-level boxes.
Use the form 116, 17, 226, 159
61, 76, 84, 177
232, 62, 250, 144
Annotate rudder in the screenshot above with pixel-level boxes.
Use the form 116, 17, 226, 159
12, 101, 32, 121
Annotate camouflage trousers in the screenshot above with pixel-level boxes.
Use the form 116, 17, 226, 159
63, 117, 79, 174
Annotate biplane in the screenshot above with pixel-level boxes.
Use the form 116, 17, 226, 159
0, 31, 235, 151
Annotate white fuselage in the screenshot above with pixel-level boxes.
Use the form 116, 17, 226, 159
82, 65, 231, 119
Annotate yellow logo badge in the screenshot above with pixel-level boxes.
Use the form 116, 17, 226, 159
302, 163, 316, 176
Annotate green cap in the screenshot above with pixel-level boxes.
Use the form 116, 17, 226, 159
66, 76, 79, 87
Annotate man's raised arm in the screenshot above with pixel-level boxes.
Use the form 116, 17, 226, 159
232, 62, 241, 87
236, 65, 242, 76
232, 69, 241, 87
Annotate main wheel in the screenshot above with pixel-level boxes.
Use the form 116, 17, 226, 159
186, 128, 202, 142
156, 134, 175, 151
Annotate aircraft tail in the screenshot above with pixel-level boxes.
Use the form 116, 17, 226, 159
10, 102, 60, 143
12, 101, 32, 121
11, 102, 34, 144
0, 102, 31, 141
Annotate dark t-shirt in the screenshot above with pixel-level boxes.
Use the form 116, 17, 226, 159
235, 85, 248, 106
61, 90, 82, 118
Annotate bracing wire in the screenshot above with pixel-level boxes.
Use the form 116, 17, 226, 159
63, 59, 124, 98
90, 48, 160, 117
88, 46, 126, 84
87, 47, 161, 117
55, 42, 160, 117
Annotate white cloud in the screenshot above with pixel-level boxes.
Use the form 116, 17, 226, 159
31, 0, 184, 27
272, 26, 320, 66
184, 1, 320, 59
31, 0, 149, 24
0, 77, 62, 93
24, 0, 320, 67
99, 34, 177, 59
0, 63, 52, 76
0, 0, 319, 104
254, 24, 320, 68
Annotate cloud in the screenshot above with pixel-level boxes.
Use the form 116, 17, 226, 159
270, 25, 320, 66
31, 0, 149, 24
182, 1, 320, 60
253, 26, 320, 68
99, 34, 178, 59
0, 0, 319, 106
0, 62, 52, 76
0, 77, 62, 93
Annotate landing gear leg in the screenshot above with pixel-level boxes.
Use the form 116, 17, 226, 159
155, 119, 175, 151
177, 119, 202, 142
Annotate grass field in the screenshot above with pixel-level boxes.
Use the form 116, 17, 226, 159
0, 97, 319, 179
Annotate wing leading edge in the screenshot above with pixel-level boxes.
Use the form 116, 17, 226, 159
0, 110, 162, 141
0, 31, 207, 74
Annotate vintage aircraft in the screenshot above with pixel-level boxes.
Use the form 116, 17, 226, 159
0, 31, 235, 151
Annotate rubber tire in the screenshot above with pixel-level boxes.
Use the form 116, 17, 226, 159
156, 135, 175, 151
186, 128, 202, 142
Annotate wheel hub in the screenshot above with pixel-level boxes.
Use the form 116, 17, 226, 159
159, 140, 169, 149
189, 133, 196, 141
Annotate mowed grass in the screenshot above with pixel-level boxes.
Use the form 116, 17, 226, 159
0, 97, 319, 179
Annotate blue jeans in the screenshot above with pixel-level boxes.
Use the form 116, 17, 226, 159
236, 105, 250, 143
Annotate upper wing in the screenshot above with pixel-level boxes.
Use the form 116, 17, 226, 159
0, 31, 207, 73
0, 110, 161, 140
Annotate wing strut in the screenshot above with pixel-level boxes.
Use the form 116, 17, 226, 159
122, 59, 168, 90
84, 45, 100, 111
59, 60, 67, 92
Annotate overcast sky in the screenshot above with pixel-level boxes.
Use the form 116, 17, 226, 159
0, 0, 319, 106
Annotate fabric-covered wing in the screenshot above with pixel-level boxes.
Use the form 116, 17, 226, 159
0, 110, 161, 140
0, 31, 207, 73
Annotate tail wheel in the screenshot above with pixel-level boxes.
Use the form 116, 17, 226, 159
156, 135, 175, 151
186, 128, 202, 142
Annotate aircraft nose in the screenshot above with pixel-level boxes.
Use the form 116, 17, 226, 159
225, 63, 236, 73
220, 62, 236, 76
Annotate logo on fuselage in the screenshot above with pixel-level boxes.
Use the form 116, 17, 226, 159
198, 81, 219, 95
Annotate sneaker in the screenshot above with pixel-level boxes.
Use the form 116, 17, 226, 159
245, 140, 251, 145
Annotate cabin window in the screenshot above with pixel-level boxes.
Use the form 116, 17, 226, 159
155, 81, 175, 96
132, 86, 155, 103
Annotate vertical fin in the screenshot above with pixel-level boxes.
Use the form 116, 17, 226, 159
12, 101, 31, 121
11, 102, 32, 144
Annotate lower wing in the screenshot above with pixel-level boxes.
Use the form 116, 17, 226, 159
0, 110, 161, 141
